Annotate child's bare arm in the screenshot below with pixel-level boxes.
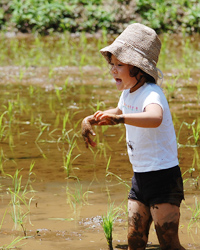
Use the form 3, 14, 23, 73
95, 104, 163, 128
123, 103, 163, 128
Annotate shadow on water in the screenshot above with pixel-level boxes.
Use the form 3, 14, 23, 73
0, 33, 199, 249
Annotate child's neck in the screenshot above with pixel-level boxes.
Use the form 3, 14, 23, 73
130, 79, 146, 93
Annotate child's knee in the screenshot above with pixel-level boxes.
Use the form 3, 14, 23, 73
127, 228, 148, 250
155, 221, 181, 249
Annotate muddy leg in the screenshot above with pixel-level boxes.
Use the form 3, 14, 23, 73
128, 199, 152, 250
150, 203, 185, 250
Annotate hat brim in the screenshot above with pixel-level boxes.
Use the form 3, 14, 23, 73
100, 40, 158, 83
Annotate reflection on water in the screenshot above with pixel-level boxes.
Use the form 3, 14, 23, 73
0, 34, 199, 249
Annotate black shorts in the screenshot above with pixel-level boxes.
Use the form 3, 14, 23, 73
128, 166, 184, 207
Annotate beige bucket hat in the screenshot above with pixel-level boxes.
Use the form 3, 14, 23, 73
100, 23, 162, 83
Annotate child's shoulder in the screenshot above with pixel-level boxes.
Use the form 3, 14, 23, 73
144, 82, 163, 94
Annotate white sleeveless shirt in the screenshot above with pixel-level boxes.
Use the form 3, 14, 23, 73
118, 83, 179, 173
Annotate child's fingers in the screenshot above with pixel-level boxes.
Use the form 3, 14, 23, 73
88, 138, 96, 147
83, 135, 96, 148
98, 120, 110, 125
93, 110, 101, 117
88, 127, 96, 136
83, 136, 89, 148
94, 111, 104, 120
83, 134, 96, 148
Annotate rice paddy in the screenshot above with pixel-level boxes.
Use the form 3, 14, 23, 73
0, 32, 199, 249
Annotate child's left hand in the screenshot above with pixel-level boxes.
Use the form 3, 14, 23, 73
94, 111, 124, 125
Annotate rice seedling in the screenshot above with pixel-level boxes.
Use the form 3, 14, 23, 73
187, 197, 200, 232
54, 85, 62, 103
192, 148, 200, 172
66, 180, 93, 216
28, 85, 34, 99
6, 162, 35, 234
177, 120, 200, 147
159, 33, 168, 70
63, 77, 69, 91
101, 203, 120, 250
89, 100, 106, 113
0, 209, 7, 231
0, 236, 26, 250
58, 112, 70, 143
164, 75, 179, 100
0, 101, 16, 147
105, 156, 130, 190
34, 116, 51, 143
62, 139, 80, 178
0, 149, 8, 175
18, 68, 25, 81
48, 67, 54, 78
0, 111, 7, 142
96, 137, 109, 159
191, 119, 200, 145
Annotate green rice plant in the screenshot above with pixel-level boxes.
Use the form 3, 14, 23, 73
0, 111, 8, 142
2, 101, 15, 147
66, 180, 93, 216
117, 126, 126, 144
177, 120, 200, 147
0, 149, 8, 175
58, 113, 70, 143
187, 197, 200, 231
192, 148, 200, 172
28, 85, 34, 99
176, 121, 186, 147
59, 127, 81, 177
159, 33, 169, 70
89, 146, 100, 163
182, 37, 194, 68
89, 100, 106, 113
191, 119, 200, 145
62, 139, 81, 177
6, 101, 14, 127
0, 236, 26, 249
48, 67, 54, 78
164, 75, 179, 100
49, 112, 81, 146
19, 68, 25, 81
197, 82, 200, 104
0, 209, 7, 231
54, 85, 62, 103
105, 156, 130, 190
63, 77, 69, 92
6, 162, 35, 234
101, 203, 120, 250
93, 130, 112, 159
183, 120, 200, 146
34, 116, 51, 143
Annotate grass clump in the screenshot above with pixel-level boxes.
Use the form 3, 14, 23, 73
0, 0, 114, 34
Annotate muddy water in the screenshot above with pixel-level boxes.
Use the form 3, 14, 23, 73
0, 35, 200, 250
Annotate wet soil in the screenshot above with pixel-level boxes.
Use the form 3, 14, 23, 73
0, 41, 200, 249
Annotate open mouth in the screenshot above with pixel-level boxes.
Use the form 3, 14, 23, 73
115, 78, 122, 84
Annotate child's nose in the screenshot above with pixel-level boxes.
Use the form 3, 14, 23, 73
110, 65, 118, 74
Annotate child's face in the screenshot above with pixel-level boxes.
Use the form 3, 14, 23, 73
110, 55, 137, 91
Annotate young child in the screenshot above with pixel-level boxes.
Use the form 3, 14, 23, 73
81, 23, 185, 250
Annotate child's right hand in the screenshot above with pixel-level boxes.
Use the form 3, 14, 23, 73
81, 116, 97, 148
